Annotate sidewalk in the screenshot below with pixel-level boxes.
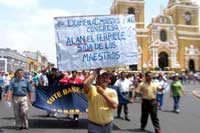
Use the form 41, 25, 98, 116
192, 90, 200, 99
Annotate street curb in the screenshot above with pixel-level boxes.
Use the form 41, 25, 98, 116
192, 90, 200, 99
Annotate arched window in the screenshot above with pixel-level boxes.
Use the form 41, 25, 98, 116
128, 7, 135, 15
160, 30, 167, 42
184, 12, 192, 25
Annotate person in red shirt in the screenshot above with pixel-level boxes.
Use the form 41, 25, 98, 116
69, 71, 82, 84
62, 71, 82, 122
59, 72, 70, 85
70, 71, 82, 122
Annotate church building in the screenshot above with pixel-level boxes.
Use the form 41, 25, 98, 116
111, 0, 200, 71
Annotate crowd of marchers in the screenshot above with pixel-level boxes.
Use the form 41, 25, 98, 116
0, 67, 193, 133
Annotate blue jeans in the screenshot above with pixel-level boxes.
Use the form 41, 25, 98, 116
173, 96, 180, 111
88, 121, 112, 133
156, 93, 164, 109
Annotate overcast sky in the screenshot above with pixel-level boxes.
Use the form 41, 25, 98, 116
0, 0, 199, 64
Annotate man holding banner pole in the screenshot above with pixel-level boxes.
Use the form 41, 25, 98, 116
83, 69, 118, 133
43, 66, 64, 117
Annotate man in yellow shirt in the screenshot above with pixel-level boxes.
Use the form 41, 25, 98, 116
83, 69, 118, 133
134, 71, 162, 133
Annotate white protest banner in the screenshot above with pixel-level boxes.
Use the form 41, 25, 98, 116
54, 15, 138, 71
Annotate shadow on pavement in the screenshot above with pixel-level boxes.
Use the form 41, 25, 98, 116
126, 128, 154, 133
1, 117, 15, 120
0, 117, 121, 131
29, 118, 87, 129
161, 110, 175, 113
0, 128, 4, 132
0, 126, 16, 130
29, 118, 120, 130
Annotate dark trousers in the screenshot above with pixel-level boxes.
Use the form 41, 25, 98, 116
141, 99, 160, 131
117, 92, 129, 117
88, 121, 112, 133
117, 104, 128, 117
0, 87, 2, 101
173, 96, 180, 111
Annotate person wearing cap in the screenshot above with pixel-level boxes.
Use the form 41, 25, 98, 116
83, 69, 118, 133
170, 73, 184, 113
134, 71, 162, 133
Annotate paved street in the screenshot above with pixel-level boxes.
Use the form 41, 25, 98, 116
0, 83, 200, 133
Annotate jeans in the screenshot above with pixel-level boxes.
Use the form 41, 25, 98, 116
173, 96, 180, 111
88, 121, 112, 133
156, 93, 164, 109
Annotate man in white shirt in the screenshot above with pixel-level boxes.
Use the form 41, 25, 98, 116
154, 73, 168, 111
114, 71, 132, 121
3, 72, 11, 93
39, 70, 48, 86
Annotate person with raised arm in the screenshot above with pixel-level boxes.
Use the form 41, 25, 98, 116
83, 69, 118, 133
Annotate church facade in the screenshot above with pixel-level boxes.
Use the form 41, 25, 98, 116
111, 0, 200, 71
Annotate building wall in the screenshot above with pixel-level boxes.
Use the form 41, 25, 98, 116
0, 48, 27, 72
27, 57, 39, 72
24, 51, 48, 71
167, 3, 200, 71
0, 48, 50, 72
111, 0, 145, 29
